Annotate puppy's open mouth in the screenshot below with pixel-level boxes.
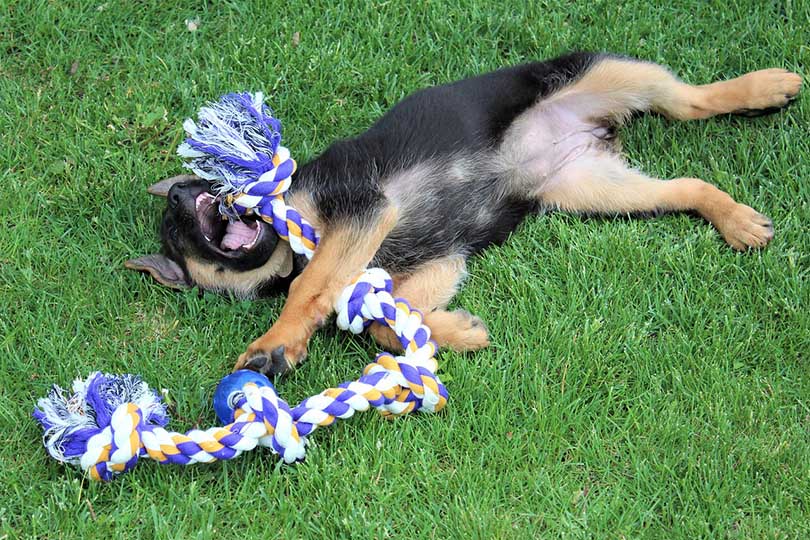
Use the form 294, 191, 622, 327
195, 192, 264, 252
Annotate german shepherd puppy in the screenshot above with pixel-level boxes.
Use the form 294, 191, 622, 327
126, 53, 801, 376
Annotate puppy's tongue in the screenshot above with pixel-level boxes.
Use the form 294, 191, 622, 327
221, 220, 257, 250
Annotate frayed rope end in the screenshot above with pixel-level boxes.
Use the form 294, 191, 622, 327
178, 92, 285, 211
33, 372, 168, 465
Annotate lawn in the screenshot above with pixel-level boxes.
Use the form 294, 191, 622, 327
1, 0, 808, 538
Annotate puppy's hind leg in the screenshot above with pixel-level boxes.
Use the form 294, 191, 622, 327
538, 155, 774, 250
559, 56, 802, 121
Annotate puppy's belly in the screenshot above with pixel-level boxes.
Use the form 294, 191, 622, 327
500, 98, 617, 192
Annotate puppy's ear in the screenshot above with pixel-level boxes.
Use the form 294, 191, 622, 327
147, 174, 200, 197
124, 254, 189, 289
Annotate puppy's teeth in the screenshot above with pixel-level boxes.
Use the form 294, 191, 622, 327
245, 226, 261, 249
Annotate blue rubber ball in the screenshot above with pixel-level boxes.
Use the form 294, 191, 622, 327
213, 370, 274, 424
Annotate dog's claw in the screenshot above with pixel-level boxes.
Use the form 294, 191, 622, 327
241, 348, 293, 377
270, 346, 290, 374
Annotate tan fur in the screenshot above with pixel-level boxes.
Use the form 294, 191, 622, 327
186, 243, 293, 298
531, 57, 796, 250
680, 68, 802, 119
235, 205, 400, 370
556, 58, 801, 121
540, 155, 774, 250
423, 310, 490, 350
391, 255, 467, 310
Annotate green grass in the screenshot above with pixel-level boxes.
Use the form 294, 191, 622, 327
1, 0, 809, 538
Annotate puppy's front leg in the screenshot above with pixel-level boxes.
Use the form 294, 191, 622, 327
235, 205, 398, 375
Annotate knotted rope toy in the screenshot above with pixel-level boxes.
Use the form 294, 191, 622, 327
33, 93, 448, 480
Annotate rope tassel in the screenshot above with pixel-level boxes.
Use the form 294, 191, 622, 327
33, 93, 450, 480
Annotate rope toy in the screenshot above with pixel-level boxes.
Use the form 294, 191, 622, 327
33, 93, 448, 480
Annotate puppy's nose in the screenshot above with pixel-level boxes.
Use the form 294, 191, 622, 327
168, 189, 182, 209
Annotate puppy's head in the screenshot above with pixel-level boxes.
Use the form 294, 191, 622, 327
125, 175, 294, 298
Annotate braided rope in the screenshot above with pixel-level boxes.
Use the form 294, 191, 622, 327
218, 145, 321, 259
36, 279, 445, 481
34, 94, 450, 480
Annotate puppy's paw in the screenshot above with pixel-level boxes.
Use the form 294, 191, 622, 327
425, 309, 490, 351
736, 69, 802, 114
719, 204, 774, 250
235, 331, 309, 376
368, 322, 405, 352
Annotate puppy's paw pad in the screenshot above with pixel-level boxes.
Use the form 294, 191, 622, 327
237, 350, 293, 376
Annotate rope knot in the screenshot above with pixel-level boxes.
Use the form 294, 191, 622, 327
231, 382, 307, 463
335, 268, 395, 333
227, 145, 296, 214
82, 402, 146, 480
364, 352, 448, 415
